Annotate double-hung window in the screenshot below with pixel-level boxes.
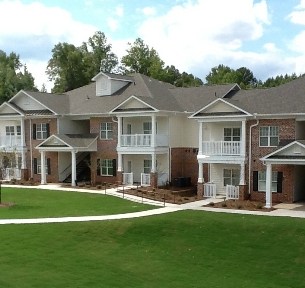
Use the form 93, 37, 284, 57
5, 126, 14, 136
101, 159, 113, 176
258, 171, 278, 192
101, 123, 113, 140
260, 126, 279, 146
36, 123, 48, 140
34, 158, 50, 174
223, 168, 240, 186
224, 128, 240, 141
143, 159, 152, 174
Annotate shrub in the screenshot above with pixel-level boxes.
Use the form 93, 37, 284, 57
96, 185, 101, 189
222, 202, 227, 207
237, 204, 243, 209
256, 203, 263, 209
209, 202, 214, 206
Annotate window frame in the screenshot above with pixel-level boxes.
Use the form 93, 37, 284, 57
36, 123, 48, 140
36, 158, 49, 175
259, 126, 279, 147
143, 159, 152, 174
224, 128, 241, 142
100, 122, 113, 140
223, 168, 240, 187
5, 126, 15, 136
258, 171, 278, 192
101, 159, 113, 176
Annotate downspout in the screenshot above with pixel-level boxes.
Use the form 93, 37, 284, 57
248, 114, 259, 195
30, 119, 33, 179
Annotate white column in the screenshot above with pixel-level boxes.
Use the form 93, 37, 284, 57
241, 120, 246, 156
151, 114, 156, 147
151, 153, 156, 173
117, 116, 122, 148
198, 162, 204, 183
198, 122, 203, 154
71, 150, 76, 186
239, 162, 245, 185
118, 153, 123, 172
40, 151, 46, 184
20, 118, 26, 169
265, 163, 272, 208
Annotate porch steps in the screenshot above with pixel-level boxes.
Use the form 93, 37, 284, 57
63, 155, 91, 184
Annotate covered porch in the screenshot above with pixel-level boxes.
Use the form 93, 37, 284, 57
35, 134, 98, 186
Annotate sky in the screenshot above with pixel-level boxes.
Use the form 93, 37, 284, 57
1, 0, 305, 91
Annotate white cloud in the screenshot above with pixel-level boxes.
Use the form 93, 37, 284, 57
107, 18, 119, 32
142, 7, 156, 16
0, 0, 97, 91
85, 1, 93, 6
116, 5, 124, 17
137, 0, 270, 78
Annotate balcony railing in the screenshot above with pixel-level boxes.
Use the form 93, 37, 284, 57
202, 141, 241, 156
120, 134, 168, 147
0, 136, 22, 148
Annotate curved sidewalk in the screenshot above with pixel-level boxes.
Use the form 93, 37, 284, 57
1, 183, 305, 225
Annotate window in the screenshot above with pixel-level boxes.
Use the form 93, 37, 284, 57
16, 125, 21, 136
100, 123, 113, 139
36, 123, 48, 140
223, 168, 240, 186
5, 126, 14, 136
101, 159, 113, 176
260, 126, 279, 146
34, 158, 50, 174
143, 122, 152, 134
224, 128, 240, 141
143, 159, 152, 174
258, 171, 278, 192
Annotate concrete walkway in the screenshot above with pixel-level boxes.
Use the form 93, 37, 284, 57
1, 183, 305, 225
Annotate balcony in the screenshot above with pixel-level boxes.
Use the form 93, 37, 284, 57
202, 141, 241, 156
120, 134, 168, 147
0, 136, 22, 148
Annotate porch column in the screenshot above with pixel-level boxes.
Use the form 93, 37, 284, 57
265, 163, 272, 208
198, 162, 204, 183
241, 120, 246, 156
198, 122, 203, 154
20, 118, 26, 169
117, 116, 122, 148
117, 153, 123, 172
40, 151, 46, 184
71, 150, 76, 186
239, 162, 245, 185
151, 114, 156, 147
151, 153, 156, 173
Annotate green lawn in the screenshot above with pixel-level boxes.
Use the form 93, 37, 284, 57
1, 210, 305, 287
0, 187, 155, 219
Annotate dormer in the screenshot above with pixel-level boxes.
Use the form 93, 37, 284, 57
92, 72, 134, 96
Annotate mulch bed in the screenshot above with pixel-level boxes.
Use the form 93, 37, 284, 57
205, 199, 274, 212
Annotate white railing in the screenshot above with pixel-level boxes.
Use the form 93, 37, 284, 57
226, 185, 239, 199
204, 183, 216, 198
120, 134, 168, 147
0, 136, 22, 148
1, 168, 21, 180
141, 173, 150, 186
202, 141, 241, 156
122, 173, 133, 185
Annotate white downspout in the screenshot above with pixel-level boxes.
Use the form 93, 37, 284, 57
248, 115, 259, 195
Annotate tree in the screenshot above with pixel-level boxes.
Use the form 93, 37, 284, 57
46, 31, 119, 93
205, 64, 257, 88
121, 38, 203, 87
0, 50, 37, 104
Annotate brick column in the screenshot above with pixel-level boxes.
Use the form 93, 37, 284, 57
197, 182, 204, 198
150, 172, 158, 188
117, 171, 123, 184
239, 185, 248, 200
21, 169, 28, 182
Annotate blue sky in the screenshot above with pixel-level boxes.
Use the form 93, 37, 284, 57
1, 0, 305, 91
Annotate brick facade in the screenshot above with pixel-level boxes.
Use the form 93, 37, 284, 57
90, 117, 118, 184
171, 147, 199, 186
247, 118, 296, 203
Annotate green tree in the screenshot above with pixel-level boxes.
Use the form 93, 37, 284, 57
46, 31, 118, 93
0, 50, 37, 104
122, 38, 203, 87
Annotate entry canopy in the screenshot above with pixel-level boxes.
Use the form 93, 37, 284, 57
260, 140, 305, 165
35, 134, 98, 152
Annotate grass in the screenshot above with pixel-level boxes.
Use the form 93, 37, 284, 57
0, 187, 155, 219
1, 210, 305, 287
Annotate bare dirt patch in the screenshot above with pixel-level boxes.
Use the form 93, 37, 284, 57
0, 202, 15, 208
